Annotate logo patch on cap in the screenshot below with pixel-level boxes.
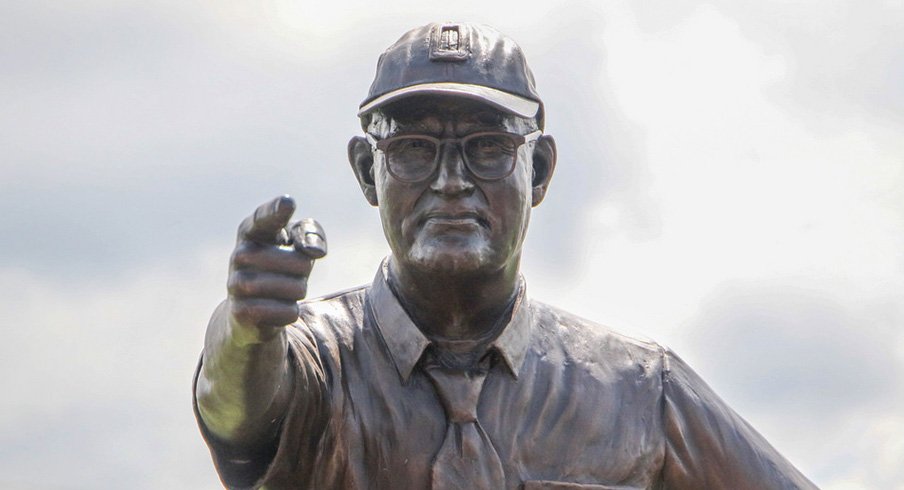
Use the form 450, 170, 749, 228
429, 24, 470, 62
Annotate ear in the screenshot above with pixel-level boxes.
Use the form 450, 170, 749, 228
530, 134, 557, 206
348, 136, 378, 206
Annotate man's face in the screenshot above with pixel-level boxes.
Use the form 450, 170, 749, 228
368, 97, 539, 276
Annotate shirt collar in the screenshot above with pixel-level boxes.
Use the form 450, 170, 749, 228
367, 260, 532, 383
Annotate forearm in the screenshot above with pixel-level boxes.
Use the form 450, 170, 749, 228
195, 299, 294, 447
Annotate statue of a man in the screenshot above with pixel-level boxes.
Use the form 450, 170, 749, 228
194, 23, 817, 489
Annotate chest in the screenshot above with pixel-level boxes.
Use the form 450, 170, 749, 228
322, 345, 664, 490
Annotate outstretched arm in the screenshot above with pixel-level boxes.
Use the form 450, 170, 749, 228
195, 195, 326, 449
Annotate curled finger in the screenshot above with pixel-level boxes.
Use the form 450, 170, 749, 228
228, 270, 309, 301
231, 243, 315, 277
230, 297, 299, 328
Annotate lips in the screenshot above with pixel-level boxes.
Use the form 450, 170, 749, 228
421, 210, 489, 228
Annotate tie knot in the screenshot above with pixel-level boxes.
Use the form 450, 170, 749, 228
425, 366, 488, 423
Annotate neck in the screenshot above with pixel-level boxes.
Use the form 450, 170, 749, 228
388, 256, 521, 341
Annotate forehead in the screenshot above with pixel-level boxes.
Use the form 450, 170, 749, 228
378, 95, 520, 133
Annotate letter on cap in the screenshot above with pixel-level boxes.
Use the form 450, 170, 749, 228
429, 24, 470, 62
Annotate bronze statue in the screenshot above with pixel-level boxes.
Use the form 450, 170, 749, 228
194, 23, 818, 489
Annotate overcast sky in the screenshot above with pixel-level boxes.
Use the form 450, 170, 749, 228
2, 1, 902, 488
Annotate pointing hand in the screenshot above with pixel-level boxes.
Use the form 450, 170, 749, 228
227, 195, 327, 330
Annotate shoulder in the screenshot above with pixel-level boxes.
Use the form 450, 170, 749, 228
297, 285, 368, 318
291, 285, 369, 345
527, 299, 667, 378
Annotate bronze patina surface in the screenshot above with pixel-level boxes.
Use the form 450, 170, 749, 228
194, 23, 818, 490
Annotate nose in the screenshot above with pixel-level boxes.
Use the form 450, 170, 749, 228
429, 141, 475, 196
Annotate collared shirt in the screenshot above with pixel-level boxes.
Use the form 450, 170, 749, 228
194, 263, 817, 490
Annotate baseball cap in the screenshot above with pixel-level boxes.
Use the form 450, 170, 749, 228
358, 23, 545, 129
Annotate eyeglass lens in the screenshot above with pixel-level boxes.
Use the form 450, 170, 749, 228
385, 134, 518, 182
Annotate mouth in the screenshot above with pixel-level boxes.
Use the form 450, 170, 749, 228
421, 211, 489, 228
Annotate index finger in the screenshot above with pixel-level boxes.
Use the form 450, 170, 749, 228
237, 195, 296, 245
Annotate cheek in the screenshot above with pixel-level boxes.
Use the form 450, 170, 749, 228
488, 165, 533, 237
375, 161, 407, 213
374, 162, 400, 238
373, 159, 392, 203
508, 161, 534, 214
374, 162, 422, 242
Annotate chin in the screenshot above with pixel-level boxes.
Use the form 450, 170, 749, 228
406, 236, 495, 275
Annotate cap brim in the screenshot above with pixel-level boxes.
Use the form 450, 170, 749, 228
357, 82, 540, 119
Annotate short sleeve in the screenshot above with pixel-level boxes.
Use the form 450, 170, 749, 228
193, 324, 331, 489
660, 348, 818, 489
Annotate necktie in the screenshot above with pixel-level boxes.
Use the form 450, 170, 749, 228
425, 364, 505, 490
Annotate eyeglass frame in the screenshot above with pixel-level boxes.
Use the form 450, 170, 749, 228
365, 130, 543, 183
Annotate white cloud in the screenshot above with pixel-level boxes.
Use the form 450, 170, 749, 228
3, 0, 903, 487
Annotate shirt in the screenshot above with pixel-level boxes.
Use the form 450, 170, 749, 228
194, 262, 818, 489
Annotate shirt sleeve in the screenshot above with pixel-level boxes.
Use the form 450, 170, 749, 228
660, 348, 819, 489
192, 323, 331, 490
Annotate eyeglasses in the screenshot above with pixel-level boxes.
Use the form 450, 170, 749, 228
365, 130, 542, 183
